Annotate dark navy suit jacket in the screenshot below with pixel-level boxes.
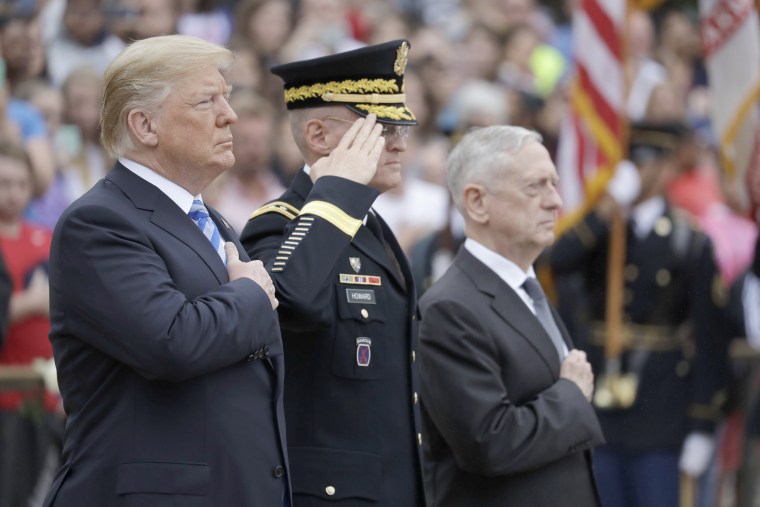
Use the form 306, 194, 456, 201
419, 248, 603, 507
43, 163, 289, 507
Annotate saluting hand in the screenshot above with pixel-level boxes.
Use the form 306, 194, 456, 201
224, 242, 279, 310
311, 113, 385, 185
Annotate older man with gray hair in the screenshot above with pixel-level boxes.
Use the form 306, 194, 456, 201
418, 125, 604, 507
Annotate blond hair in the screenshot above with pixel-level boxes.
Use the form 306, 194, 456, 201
101, 35, 234, 158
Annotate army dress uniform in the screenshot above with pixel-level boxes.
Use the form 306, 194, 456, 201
551, 203, 729, 452
240, 40, 425, 507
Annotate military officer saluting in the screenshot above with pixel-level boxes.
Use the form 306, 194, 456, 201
549, 122, 731, 507
240, 40, 425, 506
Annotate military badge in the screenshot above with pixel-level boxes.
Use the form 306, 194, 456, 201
356, 337, 372, 367
394, 41, 409, 76
350, 257, 361, 273
339, 274, 382, 286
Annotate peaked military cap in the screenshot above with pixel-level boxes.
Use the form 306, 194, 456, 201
628, 121, 689, 163
270, 39, 417, 126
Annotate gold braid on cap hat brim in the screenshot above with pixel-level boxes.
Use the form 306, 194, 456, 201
284, 78, 400, 103
355, 104, 416, 121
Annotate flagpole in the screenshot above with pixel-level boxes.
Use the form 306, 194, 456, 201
604, 207, 625, 362
680, 473, 696, 507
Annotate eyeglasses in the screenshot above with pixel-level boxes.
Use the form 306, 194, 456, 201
322, 116, 410, 142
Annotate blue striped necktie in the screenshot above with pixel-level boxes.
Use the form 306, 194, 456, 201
188, 199, 226, 265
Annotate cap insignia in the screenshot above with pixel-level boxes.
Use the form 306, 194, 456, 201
394, 42, 409, 77
354, 104, 416, 121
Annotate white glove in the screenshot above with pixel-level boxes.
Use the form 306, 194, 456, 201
743, 272, 760, 350
679, 432, 714, 477
32, 357, 59, 396
606, 159, 641, 208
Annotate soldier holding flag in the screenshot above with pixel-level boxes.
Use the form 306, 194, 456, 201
550, 122, 731, 507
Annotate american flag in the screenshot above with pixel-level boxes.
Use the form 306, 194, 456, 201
555, 0, 628, 232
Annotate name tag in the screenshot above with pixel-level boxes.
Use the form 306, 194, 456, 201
346, 289, 376, 304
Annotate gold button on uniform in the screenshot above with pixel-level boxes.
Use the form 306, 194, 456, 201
361, 309, 369, 319
413, 392, 419, 404
326, 485, 336, 496
656, 269, 671, 287
624, 264, 639, 281
417, 433, 422, 446
411, 350, 416, 362
655, 217, 672, 236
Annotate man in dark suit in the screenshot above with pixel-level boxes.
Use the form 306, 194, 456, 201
241, 40, 425, 506
418, 125, 604, 507
42, 35, 289, 507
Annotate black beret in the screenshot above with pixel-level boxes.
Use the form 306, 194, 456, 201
270, 39, 417, 126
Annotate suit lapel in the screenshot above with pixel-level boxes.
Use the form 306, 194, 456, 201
208, 206, 250, 261
106, 163, 228, 284
456, 248, 562, 375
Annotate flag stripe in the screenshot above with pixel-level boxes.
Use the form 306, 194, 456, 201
575, 9, 625, 109
572, 82, 623, 165
584, 0, 622, 60
556, 0, 626, 234
577, 63, 622, 142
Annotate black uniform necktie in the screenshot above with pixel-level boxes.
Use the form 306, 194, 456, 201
366, 211, 405, 284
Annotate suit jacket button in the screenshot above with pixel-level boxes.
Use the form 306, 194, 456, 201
325, 485, 336, 496
361, 308, 369, 319
272, 465, 285, 478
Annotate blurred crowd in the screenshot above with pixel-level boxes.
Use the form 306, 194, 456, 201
0, 0, 758, 505
0, 0, 750, 268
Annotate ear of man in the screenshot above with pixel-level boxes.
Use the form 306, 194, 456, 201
462, 184, 490, 225
127, 109, 159, 147
303, 118, 333, 157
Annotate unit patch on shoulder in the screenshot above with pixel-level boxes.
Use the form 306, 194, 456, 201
339, 274, 382, 286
